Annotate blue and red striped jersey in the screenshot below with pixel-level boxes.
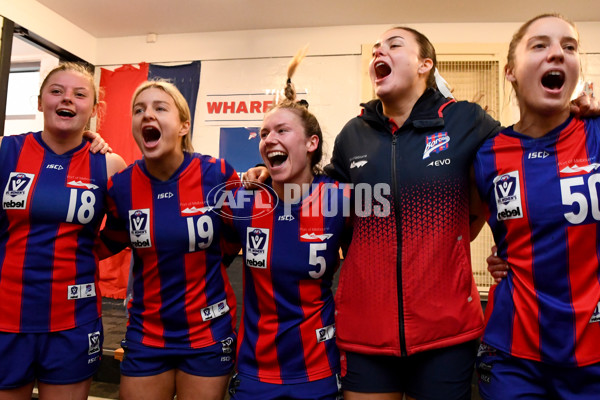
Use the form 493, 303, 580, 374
0, 132, 107, 333
103, 153, 240, 349
474, 116, 600, 367
230, 175, 350, 384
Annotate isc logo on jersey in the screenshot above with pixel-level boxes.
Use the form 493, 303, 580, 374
246, 227, 268, 268
493, 171, 523, 221
129, 209, 152, 248
3, 172, 35, 210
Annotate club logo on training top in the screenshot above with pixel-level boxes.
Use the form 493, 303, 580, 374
493, 171, 523, 221
423, 132, 450, 159
246, 227, 268, 268
3, 172, 34, 209
129, 209, 152, 248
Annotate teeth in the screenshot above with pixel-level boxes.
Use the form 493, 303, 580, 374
57, 109, 75, 117
268, 151, 286, 157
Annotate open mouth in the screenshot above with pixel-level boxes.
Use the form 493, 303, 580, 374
267, 151, 288, 168
541, 70, 565, 90
142, 126, 161, 145
56, 109, 75, 118
374, 61, 392, 79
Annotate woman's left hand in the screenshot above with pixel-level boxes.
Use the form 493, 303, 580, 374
84, 130, 112, 154
570, 93, 600, 117
487, 245, 509, 283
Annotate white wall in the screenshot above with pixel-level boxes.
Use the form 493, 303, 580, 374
0, 0, 96, 62
2, 1, 600, 158
4, 37, 59, 136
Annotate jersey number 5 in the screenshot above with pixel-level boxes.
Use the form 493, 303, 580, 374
309, 243, 327, 279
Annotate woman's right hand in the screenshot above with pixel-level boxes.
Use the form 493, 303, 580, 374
242, 166, 269, 189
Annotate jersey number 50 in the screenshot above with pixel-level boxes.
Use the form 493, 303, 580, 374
561, 175, 600, 224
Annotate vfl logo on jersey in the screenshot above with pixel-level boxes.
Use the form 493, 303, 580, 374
3, 172, 34, 209
201, 299, 230, 321
316, 324, 336, 343
129, 209, 152, 248
246, 227, 268, 268
221, 337, 234, 354
493, 171, 523, 221
423, 132, 450, 159
88, 331, 101, 355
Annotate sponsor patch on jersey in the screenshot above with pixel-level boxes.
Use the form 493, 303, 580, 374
200, 299, 230, 321
316, 324, 336, 343
67, 179, 99, 190
129, 209, 152, 248
559, 162, 600, 177
88, 331, 101, 355
181, 200, 212, 216
3, 172, 35, 210
68, 283, 97, 299
423, 132, 450, 159
300, 232, 333, 242
493, 171, 523, 221
246, 227, 268, 268
591, 301, 600, 323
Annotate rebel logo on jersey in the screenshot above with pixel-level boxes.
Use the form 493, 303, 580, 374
493, 171, 523, 221
246, 227, 268, 268
3, 172, 34, 209
129, 208, 152, 247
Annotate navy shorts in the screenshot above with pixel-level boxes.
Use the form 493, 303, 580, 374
228, 372, 342, 400
0, 318, 103, 389
120, 335, 236, 377
477, 343, 600, 400
341, 340, 478, 399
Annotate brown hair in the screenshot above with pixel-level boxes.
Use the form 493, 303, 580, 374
390, 26, 438, 88
269, 46, 324, 175
39, 62, 98, 105
131, 80, 194, 153
505, 13, 579, 88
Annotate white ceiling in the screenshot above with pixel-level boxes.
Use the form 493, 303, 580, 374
36, 0, 600, 38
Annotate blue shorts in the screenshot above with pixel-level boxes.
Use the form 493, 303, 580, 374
477, 343, 600, 400
341, 340, 478, 399
228, 372, 342, 400
120, 335, 236, 377
0, 318, 103, 389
